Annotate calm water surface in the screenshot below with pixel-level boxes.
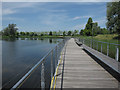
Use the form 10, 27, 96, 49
2, 38, 63, 88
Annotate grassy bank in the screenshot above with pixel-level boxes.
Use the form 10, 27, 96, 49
78, 34, 119, 44
78, 34, 120, 61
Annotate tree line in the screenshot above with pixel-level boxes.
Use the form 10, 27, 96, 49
80, 2, 120, 36
1, 2, 120, 38
0, 24, 80, 37
80, 17, 109, 36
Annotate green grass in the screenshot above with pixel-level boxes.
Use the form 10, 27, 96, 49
78, 34, 120, 61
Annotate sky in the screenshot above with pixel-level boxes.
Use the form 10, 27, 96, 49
2, 2, 107, 32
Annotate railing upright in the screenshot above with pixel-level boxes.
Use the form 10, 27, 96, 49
116, 46, 119, 61
101, 43, 102, 53
107, 44, 109, 56
55, 46, 57, 69
51, 50, 53, 81
41, 62, 45, 90
97, 41, 98, 50
78, 38, 120, 61
91, 39, 92, 48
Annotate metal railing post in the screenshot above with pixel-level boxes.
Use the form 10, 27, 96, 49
41, 62, 45, 90
83, 39, 84, 44
89, 40, 90, 47
91, 39, 92, 48
55, 46, 57, 69
116, 46, 119, 61
107, 44, 109, 56
93, 40, 94, 49
97, 42, 98, 50
101, 43, 102, 53
51, 50, 53, 80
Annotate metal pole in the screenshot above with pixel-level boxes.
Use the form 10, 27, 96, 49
55, 46, 57, 69
97, 42, 98, 50
51, 50, 53, 80
92, 23, 94, 49
93, 40, 94, 49
91, 39, 92, 48
89, 40, 90, 47
107, 44, 109, 56
116, 46, 119, 61
41, 62, 45, 90
101, 43, 102, 53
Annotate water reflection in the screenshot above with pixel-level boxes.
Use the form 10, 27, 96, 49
2, 38, 63, 88
3, 37, 16, 41
49, 38, 52, 43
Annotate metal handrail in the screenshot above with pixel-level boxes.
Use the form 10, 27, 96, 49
50, 39, 68, 89
10, 38, 68, 90
82, 38, 120, 46
76, 38, 120, 61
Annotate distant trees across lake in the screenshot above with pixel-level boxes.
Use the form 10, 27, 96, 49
0, 24, 81, 38
1, 2, 119, 39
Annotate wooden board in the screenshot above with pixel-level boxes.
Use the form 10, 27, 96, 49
55, 38, 118, 88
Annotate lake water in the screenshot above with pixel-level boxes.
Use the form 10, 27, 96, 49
2, 38, 63, 89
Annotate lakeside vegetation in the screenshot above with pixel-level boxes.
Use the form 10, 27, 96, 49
78, 34, 119, 60
0, 2, 119, 60
1, 1, 120, 41
78, 34, 119, 44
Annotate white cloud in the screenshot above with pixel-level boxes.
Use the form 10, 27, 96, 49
2, 17, 25, 21
73, 16, 92, 20
2, 8, 17, 15
39, 12, 69, 26
2, 2, 40, 15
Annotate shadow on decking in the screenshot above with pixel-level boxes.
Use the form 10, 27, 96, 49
75, 41, 120, 82
83, 48, 120, 82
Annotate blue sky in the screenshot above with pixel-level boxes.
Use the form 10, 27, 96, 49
2, 2, 107, 32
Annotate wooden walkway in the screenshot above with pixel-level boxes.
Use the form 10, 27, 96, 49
55, 38, 118, 89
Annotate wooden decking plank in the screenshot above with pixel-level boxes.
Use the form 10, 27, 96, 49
55, 38, 118, 89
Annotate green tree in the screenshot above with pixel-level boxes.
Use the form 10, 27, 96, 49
41, 33, 44, 36
3, 24, 18, 37
30, 32, 34, 37
34, 33, 38, 36
80, 29, 85, 35
74, 30, 79, 35
26, 32, 30, 36
63, 31, 66, 36
3, 27, 9, 36
84, 17, 93, 36
20, 32, 25, 36
106, 2, 120, 34
101, 28, 109, 34
67, 31, 72, 36
49, 31, 52, 36
16, 32, 19, 36
92, 22, 98, 36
